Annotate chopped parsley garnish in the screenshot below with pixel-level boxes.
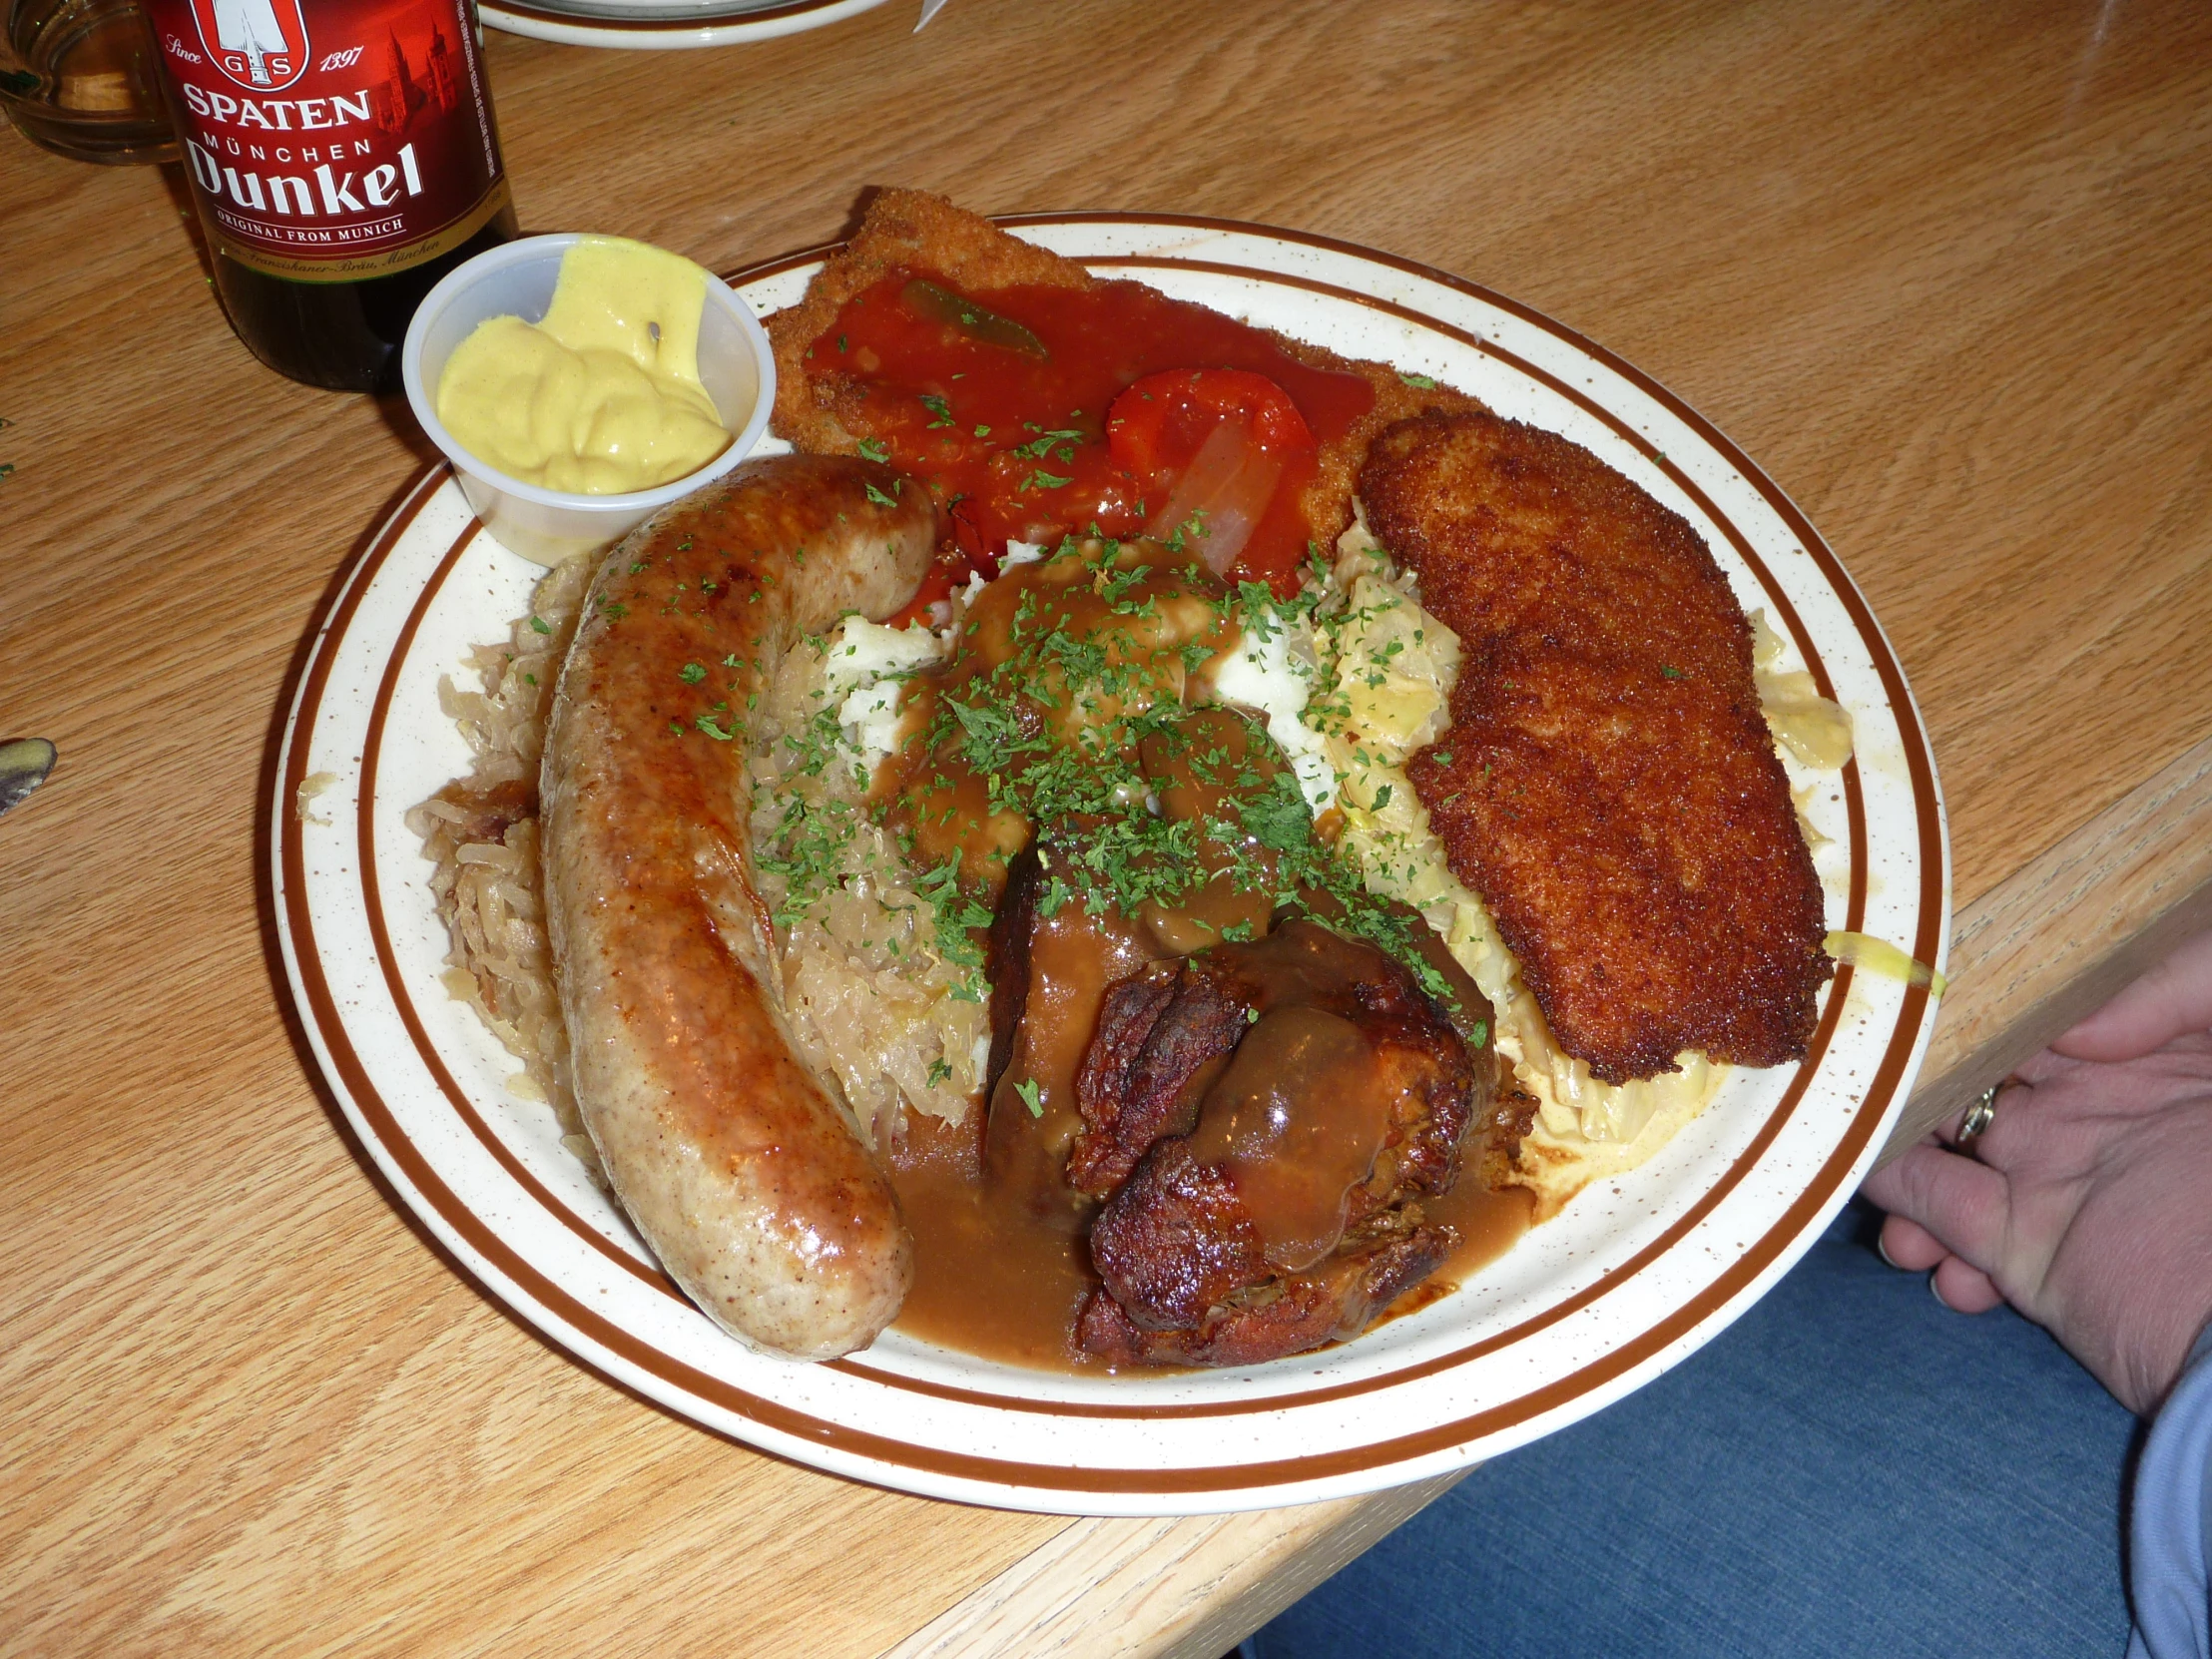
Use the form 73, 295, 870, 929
1399, 371, 1438, 389
856, 437, 890, 463
1008, 427, 1084, 460
1236, 770, 1319, 854
913, 852, 993, 973
754, 533, 1464, 1019
864, 482, 897, 507
678, 662, 707, 684
528, 615, 551, 635
1164, 510, 1208, 552
1013, 1078, 1043, 1118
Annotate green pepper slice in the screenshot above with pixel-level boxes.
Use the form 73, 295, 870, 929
901, 277, 1051, 359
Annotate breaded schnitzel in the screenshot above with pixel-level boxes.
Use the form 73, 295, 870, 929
1361, 410, 1830, 1084
766, 190, 1478, 564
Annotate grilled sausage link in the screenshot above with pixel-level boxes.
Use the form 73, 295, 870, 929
542, 454, 936, 1359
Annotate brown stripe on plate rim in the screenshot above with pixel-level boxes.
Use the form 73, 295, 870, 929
280, 230, 1942, 1491
291, 428, 1924, 1494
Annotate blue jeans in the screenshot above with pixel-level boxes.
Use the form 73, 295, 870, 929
1249, 1201, 2138, 1659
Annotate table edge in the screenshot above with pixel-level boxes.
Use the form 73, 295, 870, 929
1883, 728, 2212, 1156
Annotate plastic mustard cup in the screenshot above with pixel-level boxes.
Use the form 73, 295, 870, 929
400, 232, 776, 566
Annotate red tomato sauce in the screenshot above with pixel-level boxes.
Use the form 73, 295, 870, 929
800, 271, 1377, 608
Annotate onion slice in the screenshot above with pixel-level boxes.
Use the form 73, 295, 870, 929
1144, 414, 1284, 576
1824, 930, 1947, 997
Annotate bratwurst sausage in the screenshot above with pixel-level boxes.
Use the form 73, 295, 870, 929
541, 454, 937, 1359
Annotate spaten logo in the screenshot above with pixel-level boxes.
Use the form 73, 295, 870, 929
189, 0, 309, 92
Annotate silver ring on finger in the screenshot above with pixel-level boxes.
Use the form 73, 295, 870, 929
1955, 1083, 2002, 1153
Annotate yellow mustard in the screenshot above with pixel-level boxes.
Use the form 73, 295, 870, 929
435, 236, 731, 494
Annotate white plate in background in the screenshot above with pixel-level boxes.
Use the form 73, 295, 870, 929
480, 0, 888, 52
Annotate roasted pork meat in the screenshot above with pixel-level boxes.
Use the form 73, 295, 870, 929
1072, 919, 1492, 1367
982, 843, 1165, 1235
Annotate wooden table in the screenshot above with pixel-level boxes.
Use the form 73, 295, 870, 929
6, 0, 2210, 1650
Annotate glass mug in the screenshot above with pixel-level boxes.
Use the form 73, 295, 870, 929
1, 0, 176, 164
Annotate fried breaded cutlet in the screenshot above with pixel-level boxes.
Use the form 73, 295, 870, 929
766, 189, 1479, 557
1362, 410, 1831, 1084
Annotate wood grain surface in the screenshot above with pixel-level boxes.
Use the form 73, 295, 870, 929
4, 0, 2209, 1653
1884, 731, 2212, 1156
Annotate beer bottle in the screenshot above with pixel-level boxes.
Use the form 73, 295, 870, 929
140, 0, 517, 392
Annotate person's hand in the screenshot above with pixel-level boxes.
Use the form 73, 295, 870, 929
1862, 929, 2212, 1414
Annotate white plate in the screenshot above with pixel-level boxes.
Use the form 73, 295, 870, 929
481, 0, 888, 52
274, 215, 1950, 1515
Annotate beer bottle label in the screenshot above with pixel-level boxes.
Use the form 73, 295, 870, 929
144, 0, 510, 283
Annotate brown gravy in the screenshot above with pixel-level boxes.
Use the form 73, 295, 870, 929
1183, 1004, 1386, 1273
879, 540, 1231, 896
1394, 1176, 1536, 1317
883, 1100, 1535, 1372
983, 897, 1156, 1235
887, 1110, 1107, 1371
